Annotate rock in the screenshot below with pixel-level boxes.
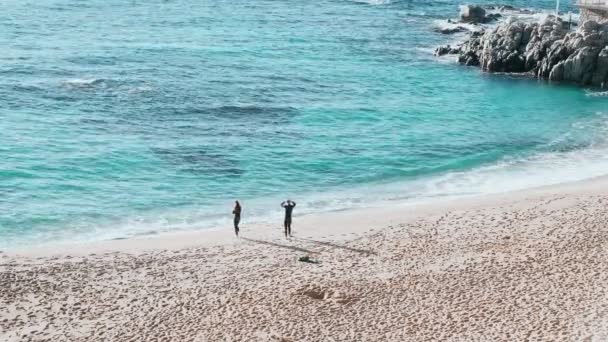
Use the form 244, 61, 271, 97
459, 50, 480, 66
436, 26, 469, 34
582, 20, 601, 33
562, 46, 601, 84
486, 13, 502, 22
538, 41, 571, 78
548, 60, 565, 81
435, 11, 608, 88
460, 5, 486, 24
435, 45, 461, 56
592, 47, 608, 87
478, 20, 530, 72
470, 31, 484, 38
435, 46, 449, 56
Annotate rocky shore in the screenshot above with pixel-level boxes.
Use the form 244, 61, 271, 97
436, 5, 608, 88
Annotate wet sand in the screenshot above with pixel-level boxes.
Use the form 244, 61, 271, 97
2, 177, 608, 341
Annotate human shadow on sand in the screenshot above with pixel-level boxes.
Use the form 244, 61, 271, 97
295, 237, 377, 256
242, 238, 317, 254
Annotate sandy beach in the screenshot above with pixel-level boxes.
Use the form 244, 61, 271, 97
3, 177, 608, 341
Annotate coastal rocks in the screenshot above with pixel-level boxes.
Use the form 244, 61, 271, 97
582, 20, 602, 33
459, 5, 501, 24
436, 26, 469, 34
592, 47, 608, 87
435, 5, 507, 37
436, 11, 608, 88
460, 5, 487, 24
435, 45, 461, 56
550, 46, 601, 84
459, 50, 480, 66
478, 20, 529, 72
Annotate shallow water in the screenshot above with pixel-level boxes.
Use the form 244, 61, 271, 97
1, 0, 605, 247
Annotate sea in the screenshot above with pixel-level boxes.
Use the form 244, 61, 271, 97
1, 0, 606, 248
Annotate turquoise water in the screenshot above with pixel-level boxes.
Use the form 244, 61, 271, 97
1, 0, 607, 248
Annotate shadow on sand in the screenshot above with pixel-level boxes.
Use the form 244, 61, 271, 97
295, 237, 377, 256
242, 238, 317, 254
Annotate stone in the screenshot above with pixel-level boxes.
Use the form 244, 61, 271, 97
591, 47, 608, 87
459, 51, 480, 66
478, 20, 530, 72
460, 5, 486, 24
486, 13, 502, 21
548, 61, 565, 81
435, 11, 608, 88
582, 20, 601, 33
436, 26, 469, 34
435, 45, 459, 56
538, 42, 571, 78
561, 46, 601, 84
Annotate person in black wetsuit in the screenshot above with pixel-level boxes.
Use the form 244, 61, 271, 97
232, 200, 241, 237
281, 200, 296, 238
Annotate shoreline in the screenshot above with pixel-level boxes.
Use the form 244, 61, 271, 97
6, 173, 608, 258
4, 174, 608, 340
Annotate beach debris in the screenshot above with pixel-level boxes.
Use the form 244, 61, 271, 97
298, 255, 319, 264
298, 285, 358, 304
270, 335, 294, 342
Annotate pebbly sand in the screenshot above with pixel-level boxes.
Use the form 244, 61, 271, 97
2, 177, 608, 341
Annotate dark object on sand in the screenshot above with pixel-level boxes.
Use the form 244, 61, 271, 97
298, 256, 319, 264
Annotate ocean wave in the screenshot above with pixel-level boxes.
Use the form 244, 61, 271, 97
431, 20, 483, 34
350, 0, 391, 5
586, 90, 608, 97
429, 150, 608, 201
141, 128, 608, 227
59, 78, 157, 96
61, 78, 107, 88
8, 135, 608, 250
127, 86, 155, 94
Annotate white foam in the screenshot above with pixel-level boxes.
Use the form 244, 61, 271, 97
420, 146, 608, 198
61, 78, 105, 88
586, 90, 608, 97
432, 20, 482, 34
350, 0, 390, 5
11, 132, 608, 249
127, 85, 154, 94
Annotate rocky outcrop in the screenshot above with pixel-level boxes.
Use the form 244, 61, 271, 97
459, 5, 502, 24
436, 14, 608, 88
593, 47, 608, 87
435, 26, 469, 34
460, 5, 487, 24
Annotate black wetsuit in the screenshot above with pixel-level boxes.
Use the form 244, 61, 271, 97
281, 201, 296, 237
233, 206, 241, 236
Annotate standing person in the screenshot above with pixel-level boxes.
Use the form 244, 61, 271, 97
232, 201, 242, 237
281, 200, 296, 238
